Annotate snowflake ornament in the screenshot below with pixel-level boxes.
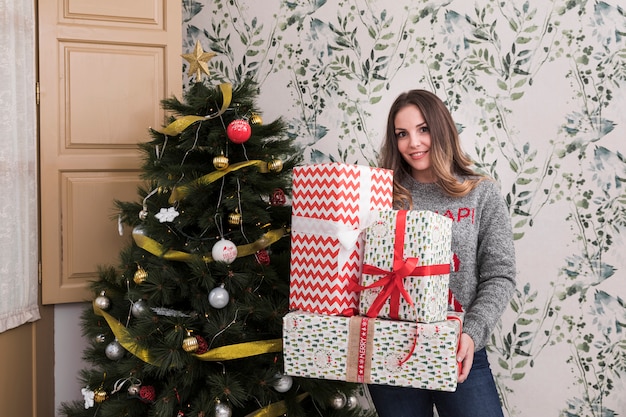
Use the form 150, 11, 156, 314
155, 207, 180, 223
81, 387, 95, 409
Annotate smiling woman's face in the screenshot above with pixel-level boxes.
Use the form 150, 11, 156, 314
394, 104, 435, 183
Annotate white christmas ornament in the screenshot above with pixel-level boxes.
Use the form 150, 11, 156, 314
155, 206, 180, 223
211, 239, 237, 264
81, 387, 95, 409
209, 285, 230, 309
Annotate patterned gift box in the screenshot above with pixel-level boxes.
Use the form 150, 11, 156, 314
282, 311, 463, 391
289, 163, 393, 316
359, 210, 452, 323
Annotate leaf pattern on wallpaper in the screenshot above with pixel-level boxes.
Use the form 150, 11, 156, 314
433, 2, 563, 243
549, 2, 626, 416
184, 1, 626, 415
280, 2, 424, 164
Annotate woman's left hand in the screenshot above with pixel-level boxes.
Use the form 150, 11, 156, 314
457, 333, 475, 383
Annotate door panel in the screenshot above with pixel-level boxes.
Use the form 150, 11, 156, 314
39, 0, 182, 304
62, 172, 140, 295
65, 0, 160, 24
63, 43, 165, 147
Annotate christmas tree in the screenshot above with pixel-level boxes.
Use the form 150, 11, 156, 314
60, 43, 375, 417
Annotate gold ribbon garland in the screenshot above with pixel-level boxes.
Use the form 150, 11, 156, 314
158, 83, 233, 136
94, 303, 306, 417
244, 393, 310, 417
194, 339, 282, 361
132, 227, 287, 263
93, 302, 283, 365
159, 115, 206, 136
93, 301, 159, 365
169, 160, 269, 203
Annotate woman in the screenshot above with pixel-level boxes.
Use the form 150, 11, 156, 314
368, 89, 516, 417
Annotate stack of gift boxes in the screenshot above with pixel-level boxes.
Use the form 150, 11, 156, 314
283, 163, 464, 392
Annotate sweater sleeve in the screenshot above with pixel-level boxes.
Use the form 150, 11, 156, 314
462, 182, 517, 350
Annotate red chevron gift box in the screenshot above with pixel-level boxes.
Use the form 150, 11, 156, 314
283, 310, 463, 391
359, 210, 452, 323
289, 163, 393, 316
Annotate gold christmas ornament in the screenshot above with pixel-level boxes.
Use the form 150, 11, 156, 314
268, 159, 283, 172
228, 210, 242, 226
213, 154, 229, 170
134, 265, 148, 284
182, 332, 199, 353
94, 388, 108, 403
250, 113, 263, 125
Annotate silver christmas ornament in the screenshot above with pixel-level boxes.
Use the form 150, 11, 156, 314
94, 291, 110, 310
127, 384, 141, 396
208, 285, 230, 309
214, 401, 232, 417
329, 392, 347, 409
131, 299, 148, 317
346, 394, 358, 410
272, 373, 293, 393
105, 340, 125, 360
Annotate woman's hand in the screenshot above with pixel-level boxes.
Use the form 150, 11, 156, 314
457, 333, 475, 383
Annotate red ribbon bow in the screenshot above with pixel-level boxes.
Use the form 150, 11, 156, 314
361, 210, 450, 320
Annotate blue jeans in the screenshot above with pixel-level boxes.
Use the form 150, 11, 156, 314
368, 348, 504, 417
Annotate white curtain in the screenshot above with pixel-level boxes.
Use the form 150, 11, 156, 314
0, 0, 40, 333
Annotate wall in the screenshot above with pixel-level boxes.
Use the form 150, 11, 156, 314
55, 1, 626, 416
181, 1, 626, 416
54, 304, 88, 413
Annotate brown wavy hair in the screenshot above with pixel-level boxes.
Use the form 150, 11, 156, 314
378, 89, 486, 208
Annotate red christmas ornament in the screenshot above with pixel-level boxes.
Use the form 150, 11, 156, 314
195, 335, 209, 354
269, 188, 286, 206
139, 385, 156, 403
256, 249, 271, 266
226, 119, 252, 144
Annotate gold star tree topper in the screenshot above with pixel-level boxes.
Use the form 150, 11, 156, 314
182, 40, 217, 81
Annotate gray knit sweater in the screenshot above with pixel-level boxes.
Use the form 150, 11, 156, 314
404, 176, 517, 351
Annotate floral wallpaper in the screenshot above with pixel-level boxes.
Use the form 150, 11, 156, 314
182, 1, 626, 416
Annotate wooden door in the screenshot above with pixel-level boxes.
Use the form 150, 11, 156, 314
39, 0, 182, 304
0, 306, 53, 417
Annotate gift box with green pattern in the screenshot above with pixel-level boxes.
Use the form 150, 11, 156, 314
282, 310, 463, 391
359, 210, 452, 323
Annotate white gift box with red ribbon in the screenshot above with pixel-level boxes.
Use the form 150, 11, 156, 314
288, 163, 393, 316
282, 310, 463, 391
358, 210, 452, 323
